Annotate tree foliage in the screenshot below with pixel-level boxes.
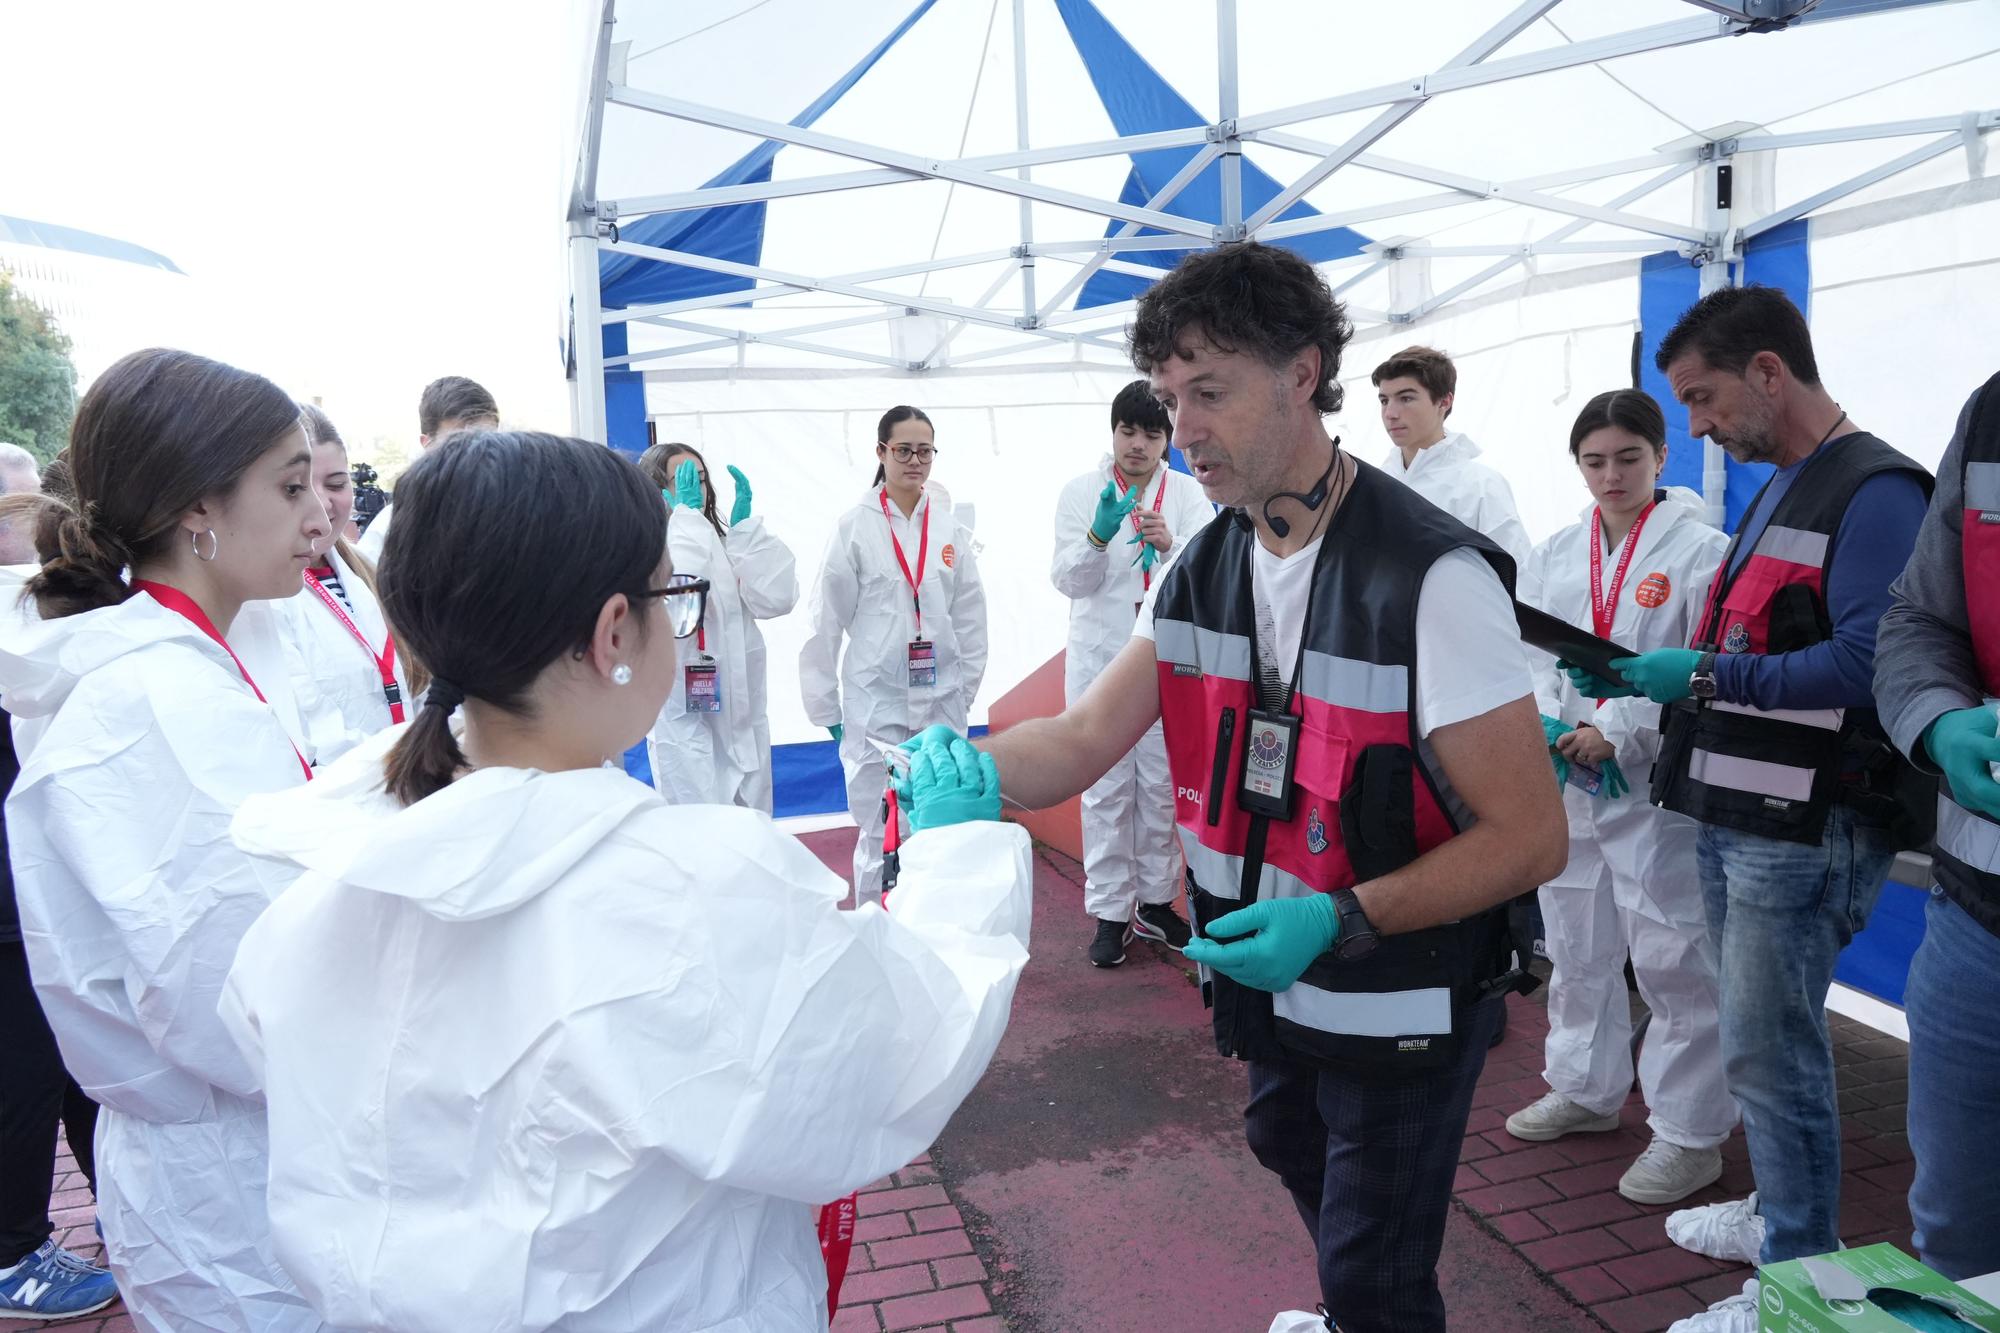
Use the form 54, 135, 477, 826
0, 272, 79, 465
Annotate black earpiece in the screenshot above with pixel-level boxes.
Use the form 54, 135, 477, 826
1261, 438, 1342, 538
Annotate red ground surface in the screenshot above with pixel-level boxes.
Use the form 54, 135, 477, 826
32, 824, 1918, 1333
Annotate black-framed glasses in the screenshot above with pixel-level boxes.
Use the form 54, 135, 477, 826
642, 575, 710, 638
888, 444, 938, 463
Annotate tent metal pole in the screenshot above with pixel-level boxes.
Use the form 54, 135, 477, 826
1013, 0, 1037, 319
570, 0, 616, 216
1697, 149, 1738, 529
922, 260, 1028, 368
1218, 0, 1242, 236
607, 85, 1218, 240
569, 220, 608, 443
1034, 142, 1221, 320
603, 249, 1024, 327
1739, 132, 1967, 239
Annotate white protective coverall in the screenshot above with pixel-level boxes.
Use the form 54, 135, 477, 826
271, 546, 411, 767
219, 734, 1033, 1333
649, 507, 797, 807
800, 485, 988, 900
730, 516, 800, 812
1051, 459, 1215, 922
1517, 486, 1737, 1148
352, 501, 391, 563
1380, 431, 1533, 568
0, 590, 319, 1332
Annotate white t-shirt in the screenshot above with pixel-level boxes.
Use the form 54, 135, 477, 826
1137, 541, 1531, 738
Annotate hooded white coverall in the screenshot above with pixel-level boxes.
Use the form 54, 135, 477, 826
800, 485, 988, 900
729, 516, 801, 813
0, 591, 320, 1332
649, 507, 798, 808
1380, 431, 1534, 568
1051, 459, 1215, 922
270, 546, 411, 767
1517, 486, 1737, 1149
219, 734, 1033, 1333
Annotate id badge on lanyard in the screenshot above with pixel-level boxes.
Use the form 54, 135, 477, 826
1238, 708, 1300, 819
907, 639, 937, 689
684, 656, 721, 712
1566, 758, 1604, 797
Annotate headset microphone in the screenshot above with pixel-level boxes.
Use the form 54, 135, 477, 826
1261, 438, 1341, 538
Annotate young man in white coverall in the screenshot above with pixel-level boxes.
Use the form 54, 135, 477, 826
1374, 346, 1532, 568
1052, 381, 1217, 967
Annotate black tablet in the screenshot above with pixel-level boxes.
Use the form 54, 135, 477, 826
1513, 602, 1637, 685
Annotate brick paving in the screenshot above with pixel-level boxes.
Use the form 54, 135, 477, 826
1459, 990, 1915, 1333
832, 1155, 1003, 1333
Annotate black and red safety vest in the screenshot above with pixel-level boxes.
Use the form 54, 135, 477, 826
1152, 461, 1526, 1071
1934, 372, 2000, 938
1653, 432, 1931, 845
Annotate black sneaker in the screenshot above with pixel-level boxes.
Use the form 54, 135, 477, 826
1089, 916, 1134, 967
1131, 902, 1192, 950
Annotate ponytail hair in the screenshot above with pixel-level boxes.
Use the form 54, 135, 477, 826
873, 404, 933, 486
0, 348, 301, 620
378, 430, 665, 806
1568, 388, 1667, 458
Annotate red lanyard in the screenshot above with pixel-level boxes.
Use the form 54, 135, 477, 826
1112, 467, 1169, 591
1590, 502, 1655, 641
878, 488, 930, 636
303, 568, 404, 724
133, 581, 312, 780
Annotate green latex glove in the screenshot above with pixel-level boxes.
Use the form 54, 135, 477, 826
1557, 658, 1640, 700
1183, 895, 1341, 993
673, 458, 704, 511
1132, 541, 1161, 576
1552, 751, 1570, 790
826, 724, 844, 745
727, 464, 753, 526
896, 735, 1001, 833
1598, 756, 1630, 801
1088, 479, 1141, 544
1609, 648, 1703, 704
1541, 714, 1573, 748
1925, 706, 2000, 819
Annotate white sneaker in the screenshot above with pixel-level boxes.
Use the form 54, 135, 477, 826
1667, 1192, 1765, 1264
1666, 1279, 1760, 1332
1619, 1137, 1724, 1204
1266, 1310, 1330, 1333
1504, 1090, 1622, 1142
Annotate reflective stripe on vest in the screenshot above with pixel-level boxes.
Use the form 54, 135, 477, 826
1937, 792, 2000, 873
1964, 461, 2000, 693
1275, 980, 1454, 1040
1155, 618, 1252, 681
1688, 748, 1815, 802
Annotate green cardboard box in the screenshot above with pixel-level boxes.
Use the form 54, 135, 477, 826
1760, 1243, 2000, 1331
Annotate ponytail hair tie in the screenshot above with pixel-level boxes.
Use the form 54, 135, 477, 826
424, 677, 465, 712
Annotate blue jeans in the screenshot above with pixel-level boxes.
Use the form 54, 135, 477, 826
1907, 890, 2000, 1279
1697, 804, 1895, 1264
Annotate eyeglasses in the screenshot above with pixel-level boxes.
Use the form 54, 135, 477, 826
641, 574, 710, 638
888, 445, 938, 463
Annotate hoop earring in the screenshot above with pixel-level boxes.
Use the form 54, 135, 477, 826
611, 664, 633, 686
191, 528, 219, 562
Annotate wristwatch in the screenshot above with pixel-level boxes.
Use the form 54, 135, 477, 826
1689, 651, 1719, 701
1330, 888, 1380, 962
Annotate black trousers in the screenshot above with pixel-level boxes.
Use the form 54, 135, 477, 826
0, 941, 97, 1267
1243, 998, 1501, 1333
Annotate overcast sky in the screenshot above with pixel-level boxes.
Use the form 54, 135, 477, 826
2, 1, 581, 454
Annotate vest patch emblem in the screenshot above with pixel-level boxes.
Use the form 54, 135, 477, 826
1172, 663, 1202, 677
1724, 622, 1751, 654
1634, 572, 1672, 609
1249, 726, 1287, 771
1307, 807, 1329, 854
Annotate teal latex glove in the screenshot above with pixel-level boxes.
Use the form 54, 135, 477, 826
826, 724, 844, 745
1541, 714, 1573, 748
1557, 658, 1640, 700
1925, 706, 2000, 819
1608, 648, 1703, 704
727, 464, 753, 526
1088, 479, 1141, 544
1598, 756, 1630, 801
673, 458, 704, 511
896, 735, 1001, 832
1132, 541, 1161, 576
897, 723, 963, 762
1182, 895, 1340, 993
1552, 751, 1570, 790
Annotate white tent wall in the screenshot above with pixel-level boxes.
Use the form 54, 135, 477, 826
645, 365, 1136, 745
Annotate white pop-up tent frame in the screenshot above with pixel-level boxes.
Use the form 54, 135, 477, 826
566, 0, 1996, 471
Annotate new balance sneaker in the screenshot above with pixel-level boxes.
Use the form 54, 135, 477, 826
1619, 1137, 1724, 1204
1504, 1090, 1621, 1142
1266, 1307, 1333, 1332
1666, 1192, 1765, 1264
0, 1239, 119, 1321
1089, 916, 1134, 968
1666, 1278, 1759, 1333
1132, 902, 1192, 950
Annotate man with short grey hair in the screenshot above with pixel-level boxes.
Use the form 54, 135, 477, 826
0, 445, 41, 566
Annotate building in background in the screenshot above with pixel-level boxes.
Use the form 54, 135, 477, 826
0, 213, 199, 388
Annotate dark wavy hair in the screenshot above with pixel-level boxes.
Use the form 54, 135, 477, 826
1568, 389, 1667, 458
1655, 285, 1821, 387
378, 430, 665, 805
637, 441, 724, 541
0, 348, 300, 619
1127, 243, 1354, 416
